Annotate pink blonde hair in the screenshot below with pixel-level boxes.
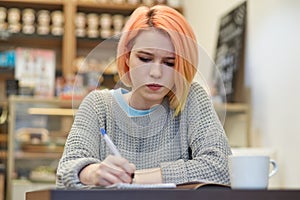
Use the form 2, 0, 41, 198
117, 5, 199, 115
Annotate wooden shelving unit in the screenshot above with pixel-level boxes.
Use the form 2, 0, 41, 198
0, 0, 183, 101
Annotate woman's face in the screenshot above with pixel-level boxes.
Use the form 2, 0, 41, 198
126, 29, 176, 109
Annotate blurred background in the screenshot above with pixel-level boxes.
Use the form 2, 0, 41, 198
0, 0, 299, 200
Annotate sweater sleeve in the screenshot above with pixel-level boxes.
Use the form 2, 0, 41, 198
160, 83, 232, 185
56, 90, 107, 188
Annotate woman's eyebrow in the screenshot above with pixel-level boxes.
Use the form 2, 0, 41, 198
136, 50, 153, 55
164, 56, 175, 60
136, 50, 175, 59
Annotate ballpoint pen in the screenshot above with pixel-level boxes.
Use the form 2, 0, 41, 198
100, 127, 121, 157
101, 128, 136, 180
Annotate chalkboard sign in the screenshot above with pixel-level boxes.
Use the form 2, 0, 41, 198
213, 1, 247, 103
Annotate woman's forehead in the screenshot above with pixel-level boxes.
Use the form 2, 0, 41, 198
131, 30, 175, 53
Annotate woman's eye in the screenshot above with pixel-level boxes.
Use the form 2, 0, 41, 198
164, 62, 175, 67
138, 56, 152, 62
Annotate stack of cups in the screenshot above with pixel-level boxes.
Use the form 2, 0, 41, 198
0, 7, 7, 31
22, 8, 35, 34
75, 12, 86, 37
7, 8, 21, 33
37, 10, 50, 35
87, 13, 99, 38
112, 14, 124, 36
99, 13, 112, 39
51, 10, 64, 36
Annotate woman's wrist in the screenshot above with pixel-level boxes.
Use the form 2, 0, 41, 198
79, 163, 98, 185
133, 167, 163, 184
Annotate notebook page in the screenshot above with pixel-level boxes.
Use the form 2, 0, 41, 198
106, 183, 176, 189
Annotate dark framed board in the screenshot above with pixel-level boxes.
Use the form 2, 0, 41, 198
213, 1, 247, 103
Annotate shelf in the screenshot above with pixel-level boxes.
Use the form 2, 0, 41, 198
77, 36, 119, 49
0, 67, 14, 82
76, 1, 182, 13
27, 108, 77, 116
77, 37, 106, 50
77, 2, 183, 16
8, 95, 81, 108
13, 179, 56, 185
0, 33, 62, 49
0, 66, 14, 72
14, 151, 62, 159
77, 1, 139, 14
0, 0, 63, 7
0, 1, 63, 15
214, 103, 249, 113
225, 103, 249, 112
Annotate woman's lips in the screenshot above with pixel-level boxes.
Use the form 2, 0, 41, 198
146, 84, 163, 91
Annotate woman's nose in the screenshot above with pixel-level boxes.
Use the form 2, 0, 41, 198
149, 63, 162, 78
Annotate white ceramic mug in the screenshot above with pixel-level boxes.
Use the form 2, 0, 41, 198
228, 155, 278, 189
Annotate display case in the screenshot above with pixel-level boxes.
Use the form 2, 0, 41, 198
7, 96, 80, 200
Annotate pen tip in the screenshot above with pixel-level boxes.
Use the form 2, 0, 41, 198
100, 128, 106, 135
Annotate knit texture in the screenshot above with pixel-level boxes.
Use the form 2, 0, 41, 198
56, 82, 232, 188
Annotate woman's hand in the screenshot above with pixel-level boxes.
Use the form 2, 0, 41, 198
79, 155, 136, 186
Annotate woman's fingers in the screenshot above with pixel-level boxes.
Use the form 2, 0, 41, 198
99, 156, 136, 184
97, 178, 112, 186
106, 155, 136, 174
101, 168, 132, 184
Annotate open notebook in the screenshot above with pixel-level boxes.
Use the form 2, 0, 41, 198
89, 181, 230, 190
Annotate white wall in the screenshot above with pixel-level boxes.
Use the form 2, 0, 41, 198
182, 0, 244, 83
183, 0, 300, 188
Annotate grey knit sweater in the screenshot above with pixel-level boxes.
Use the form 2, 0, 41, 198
56, 82, 232, 188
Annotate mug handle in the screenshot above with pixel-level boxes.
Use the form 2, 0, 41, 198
269, 159, 279, 178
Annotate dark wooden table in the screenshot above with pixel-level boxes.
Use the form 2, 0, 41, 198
26, 188, 300, 200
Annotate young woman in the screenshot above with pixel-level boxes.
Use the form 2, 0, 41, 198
56, 5, 231, 188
